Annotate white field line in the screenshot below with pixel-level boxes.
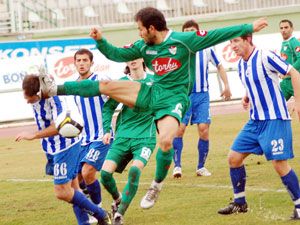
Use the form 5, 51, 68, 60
1, 178, 286, 193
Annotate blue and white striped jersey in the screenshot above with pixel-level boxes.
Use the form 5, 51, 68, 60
74, 73, 108, 146
32, 96, 80, 155
193, 47, 221, 93
238, 48, 291, 120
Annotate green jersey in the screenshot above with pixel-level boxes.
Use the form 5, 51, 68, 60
96, 24, 253, 95
280, 36, 300, 72
102, 74, 156, 139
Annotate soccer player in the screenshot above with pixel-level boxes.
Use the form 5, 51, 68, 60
100, 58, 156, 225
172, 20, 232, 178
16, 75, 112, 225
38, 7, 268, 209
279, 19, 300, 101
73, 49, 110, 219
217, 34, 300, 219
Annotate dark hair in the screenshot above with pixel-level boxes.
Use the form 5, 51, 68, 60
279, 19, 293, 28
241, 34, 253, 46
182, 20, 199, 31
134, 7, 167, 31
124, 62, 146, 75
74, 48, 93, 61
22, 75, 40, 97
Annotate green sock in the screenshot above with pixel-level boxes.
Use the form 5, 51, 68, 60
57, 80, 100, 97
155, 148, 174, 183
100, 170, 119, 200
118, 166, 141, 215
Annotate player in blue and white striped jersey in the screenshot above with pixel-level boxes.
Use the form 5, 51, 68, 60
73, 49, 110, 214
218, 34, 300, 219
172, 20, 232, 178
16, 75, 111, 225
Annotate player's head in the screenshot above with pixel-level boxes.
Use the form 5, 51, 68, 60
124, 58, 145, 75
134, 7, 168, 45
230, 34, 253, 59
74, 48, 94, 77
279, 19, 294, 40
182, 20, 199, 32
22, 75, 40, 104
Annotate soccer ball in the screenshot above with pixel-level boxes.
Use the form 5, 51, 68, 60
55, 110, 84, 138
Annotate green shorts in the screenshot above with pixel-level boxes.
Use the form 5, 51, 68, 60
135, 83, 190, 123
280, 78, 294, 101
105, 137, 156, 173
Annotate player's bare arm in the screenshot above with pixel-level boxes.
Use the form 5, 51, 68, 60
218, 64, 232, 100
15, 124, 58, 141
252, 18, 268, 32
289, 67, 300, 120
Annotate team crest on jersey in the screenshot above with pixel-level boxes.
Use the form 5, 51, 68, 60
283, 46, 288, 51
152, 58, 181, 76
196, 30, 207, 37
169, 46, 177, 55
123, 43, 133, 48
295, 47, 300, 52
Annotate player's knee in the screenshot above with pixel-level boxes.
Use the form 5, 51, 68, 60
198, 124, 209, 139
100, 170, 113, 186
82, 164, 97, 184
54, 185, 71, 201
227, 153, 243, 167
158, 134, 173, 150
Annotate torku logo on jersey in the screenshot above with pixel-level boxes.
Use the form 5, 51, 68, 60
151, 57, 181, 76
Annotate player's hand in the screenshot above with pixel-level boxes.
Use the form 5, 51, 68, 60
103, 133, 111, 145
294, 101, 300, 121
90, 27, 102, 41
221, 87, 232, 101
15, 132, 36, 141
242, 96, 250, 110
38, 68, 57, 98
253, 18, 268, 32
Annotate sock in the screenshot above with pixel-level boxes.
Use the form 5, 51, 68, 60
87, 180, 101, 205
118, 166, 141, 215
71, 190, 106, 220
281, 169, 300, 208
173, 137, 183, 167
198, 139, 209, 169
73, 205, 89, 225
230, 165, 246, 205
100, 170, 120, 200
155, 148, 174, 183
57, 80, 100, 97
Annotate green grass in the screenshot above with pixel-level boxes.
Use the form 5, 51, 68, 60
1, 112, 300, 225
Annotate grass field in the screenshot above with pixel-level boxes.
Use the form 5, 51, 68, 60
1, 112, 300, 225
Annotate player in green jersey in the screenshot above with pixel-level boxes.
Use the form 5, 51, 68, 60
38, 7, 268, 209
100, 58, 156, 225
279, 19, 300, 101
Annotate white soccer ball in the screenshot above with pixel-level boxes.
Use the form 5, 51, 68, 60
55, 110, 84, 138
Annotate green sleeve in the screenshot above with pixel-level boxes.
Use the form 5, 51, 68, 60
96, 38, 143, 62
102, 98, 119, 134
186, 24, 253, 52
291, 38, 300, 72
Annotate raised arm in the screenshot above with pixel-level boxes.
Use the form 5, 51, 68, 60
186, 18, 268, 52
90, 27, 142, 62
